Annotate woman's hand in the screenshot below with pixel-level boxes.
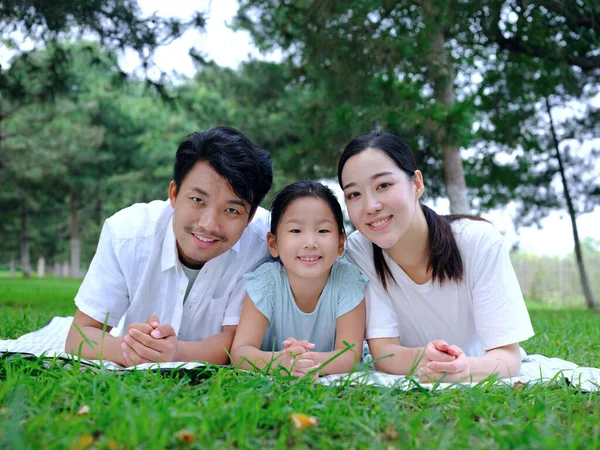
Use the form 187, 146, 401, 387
418, 343, 471, 382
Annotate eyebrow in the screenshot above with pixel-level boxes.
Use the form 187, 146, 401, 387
190, 187, 246, 208
285, 218, 334, 225
342, 171, 394, 190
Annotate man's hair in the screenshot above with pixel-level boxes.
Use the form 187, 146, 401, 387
173, 126, 273, 218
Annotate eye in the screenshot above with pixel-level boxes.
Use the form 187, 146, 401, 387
191, 197, 204, 204
346, 191, 360, 200
225, 208, 240, 215
377, 182, 391, 190
318, 229, 331, 234
290, 229, 301, 234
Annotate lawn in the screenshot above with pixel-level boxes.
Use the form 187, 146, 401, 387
1, 276, 599, 449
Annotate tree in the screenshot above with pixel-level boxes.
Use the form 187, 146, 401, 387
235, 0, 482, 211
471, 0, 600, 308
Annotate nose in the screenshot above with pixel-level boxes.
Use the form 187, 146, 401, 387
303, 232, 319, 249
200, 208, 219, 232
364, 191, 382, 214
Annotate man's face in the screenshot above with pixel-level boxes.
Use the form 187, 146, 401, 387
169, 161, 253, 269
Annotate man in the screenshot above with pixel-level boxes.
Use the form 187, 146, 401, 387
65, 126, 273, 366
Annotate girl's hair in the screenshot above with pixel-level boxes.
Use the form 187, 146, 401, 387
337, 130, 484, 290
270, 180, 346, 238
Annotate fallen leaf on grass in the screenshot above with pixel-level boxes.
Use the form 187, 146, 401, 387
70, 434, 94, 450
384, 424, 399, 440
175, 429, 196, 444
107, 439, 118, 450
513, 381, 525, 389
290, 413, 318, 429
77, 405, 90, 416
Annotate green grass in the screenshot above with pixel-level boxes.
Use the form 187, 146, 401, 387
1, 276, 600, 449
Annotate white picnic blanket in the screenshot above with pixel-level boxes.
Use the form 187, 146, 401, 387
2, 316, 599, 391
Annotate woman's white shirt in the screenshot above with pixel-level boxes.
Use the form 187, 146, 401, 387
346, 219, 534, 357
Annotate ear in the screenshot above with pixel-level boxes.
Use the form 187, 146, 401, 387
337, 233, 346, 257
413, 170, 425, 200
168, 181, 178, 208
266, 232, 279, 258
246, 208, 256, 226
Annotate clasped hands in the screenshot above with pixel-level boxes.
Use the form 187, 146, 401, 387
416, 339, 471, 383
277, 337, 320, 379
120, 315, 177, 367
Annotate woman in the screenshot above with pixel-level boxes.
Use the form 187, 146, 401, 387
338, 130, 534, 382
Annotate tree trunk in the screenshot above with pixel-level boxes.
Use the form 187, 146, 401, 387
10, 258, 16, 278
421, 0, 469, 214
70, 192, 81, 278
37, 256, 46, 278
21, 204, 31, 278
546, 98, 597, 310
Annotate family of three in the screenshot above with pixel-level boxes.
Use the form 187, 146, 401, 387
65, 126, 534, 382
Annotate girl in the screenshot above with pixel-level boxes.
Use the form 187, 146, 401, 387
231, 180, 367, 377
338, 131, 534, 382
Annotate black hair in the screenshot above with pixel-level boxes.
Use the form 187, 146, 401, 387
270, 180, 346, 238
338, 130, 484, 290
173, 126, 273, 219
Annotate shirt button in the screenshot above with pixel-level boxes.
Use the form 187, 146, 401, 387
179, 289, 184, 295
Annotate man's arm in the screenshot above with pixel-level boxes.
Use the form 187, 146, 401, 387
174, 326, 237, 365
65, 309, 126, 366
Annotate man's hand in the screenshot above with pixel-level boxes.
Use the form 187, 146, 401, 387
121, 316, 178, 366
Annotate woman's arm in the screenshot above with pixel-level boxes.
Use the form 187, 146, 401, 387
422, 343, 522, 382
368, 337, 463, 375
309, 299, 366, 375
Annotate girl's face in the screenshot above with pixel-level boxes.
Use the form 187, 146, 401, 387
341, 148, 423, 249
267, 197, 345, 284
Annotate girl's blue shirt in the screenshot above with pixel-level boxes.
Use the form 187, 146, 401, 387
244, 259, 368, 352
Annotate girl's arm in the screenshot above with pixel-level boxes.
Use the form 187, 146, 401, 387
309, 299, 366, 375
230, 294, 309, 373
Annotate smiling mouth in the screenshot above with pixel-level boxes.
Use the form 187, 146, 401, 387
298, 256, 322, 264
368, 216, 392, 228
192, 233, 219, 243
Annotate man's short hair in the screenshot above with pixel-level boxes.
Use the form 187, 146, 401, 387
173, 126, 273, 218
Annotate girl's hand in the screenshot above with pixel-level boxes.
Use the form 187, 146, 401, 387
282, 337, 315, 352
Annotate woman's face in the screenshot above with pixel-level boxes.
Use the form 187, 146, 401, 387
340, 148, 423, 249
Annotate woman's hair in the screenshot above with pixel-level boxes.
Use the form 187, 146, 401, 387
270, 180, 346, 238
338, 130, 484, 290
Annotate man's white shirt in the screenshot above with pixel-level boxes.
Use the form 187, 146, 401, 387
74, 200, 271, 341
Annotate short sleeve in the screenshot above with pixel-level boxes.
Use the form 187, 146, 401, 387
470, 236, 535, 350
332, 260, 368, 318
345, 234, 400, 340
74, 221, 130, 328
244, 261, 280, 321
221, 277, 247, 327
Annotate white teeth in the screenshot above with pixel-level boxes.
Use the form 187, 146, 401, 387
193, 234, 216, 243
299, 257, 319, 262
370, 217, 390, 227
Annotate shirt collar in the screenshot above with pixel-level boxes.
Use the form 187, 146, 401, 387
161, 216, 179, 273
161, 216, 243, 272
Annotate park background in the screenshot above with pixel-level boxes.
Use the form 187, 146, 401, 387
1, 2, 600, 449
1, 0, 599, 308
